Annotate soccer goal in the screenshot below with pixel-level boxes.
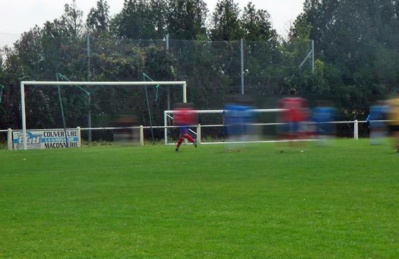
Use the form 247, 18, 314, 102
19, 80, 187, 150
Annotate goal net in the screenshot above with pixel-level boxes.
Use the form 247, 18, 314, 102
19, 80, 187, 150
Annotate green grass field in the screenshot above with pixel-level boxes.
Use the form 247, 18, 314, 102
1, 139, 399, 258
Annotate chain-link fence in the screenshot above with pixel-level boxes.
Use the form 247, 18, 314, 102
1, 35, 315, 146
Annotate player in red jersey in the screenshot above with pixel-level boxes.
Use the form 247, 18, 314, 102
173, 103, 198, 152
278, 88, 309, 142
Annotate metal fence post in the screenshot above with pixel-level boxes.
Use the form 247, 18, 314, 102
197, 124, 201, 144
77, 127, 81, 147
7, 128, 13, 150
140, 125, 144, 146
354, 120, 359, 140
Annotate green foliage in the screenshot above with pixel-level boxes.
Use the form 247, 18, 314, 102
1, 140, 399, 257
60, 0, 84, 37
112, 0, 166, 39
167, 0, 208, 40
2, 0, 398, 137
288, 13, 311, 40
210, 0, 243, 40
86, 0, 111, 34
241, 2, 278, 42
297, 0, 399, 115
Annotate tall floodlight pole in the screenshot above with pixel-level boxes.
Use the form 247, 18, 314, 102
0, 84, 4, 104
240, 39, 245, 95
87, 34, 91, 80
311, 40, 315, 73
165, 34, 170, 110
87, 34, 92, 142
165, 33, 169, 51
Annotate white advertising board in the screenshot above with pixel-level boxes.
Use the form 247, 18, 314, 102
13, 129, 80, 150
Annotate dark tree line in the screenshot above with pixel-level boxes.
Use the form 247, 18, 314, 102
290, 0, 399, 116
1, 0, 398, 140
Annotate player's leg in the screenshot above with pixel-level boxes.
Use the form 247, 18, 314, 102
176, 126, 187, 151
176, 128, 197, 151
175, 134, 184, 151
183, 133, 197, 147
183, 133, 194, 143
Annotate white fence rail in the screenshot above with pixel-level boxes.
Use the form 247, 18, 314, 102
1, 120, 367, 150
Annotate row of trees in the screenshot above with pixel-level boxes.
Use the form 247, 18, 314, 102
1, 0, 398, 139
291, 0, 399, 112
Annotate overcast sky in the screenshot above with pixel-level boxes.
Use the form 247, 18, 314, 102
0, 0, 305, 47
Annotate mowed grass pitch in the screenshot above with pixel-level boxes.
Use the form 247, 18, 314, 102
1, 139, 399, 258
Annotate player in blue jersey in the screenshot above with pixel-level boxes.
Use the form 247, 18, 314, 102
312, 101, 336, 145
368, 100, 388, 145
223, 95, 254, 152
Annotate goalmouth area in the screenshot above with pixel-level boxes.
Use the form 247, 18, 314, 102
19, 80, 188, 150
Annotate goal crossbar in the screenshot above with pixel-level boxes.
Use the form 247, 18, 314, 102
20, 80, 187, 150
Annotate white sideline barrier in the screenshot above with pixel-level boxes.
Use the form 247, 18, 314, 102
1, 120, 368, 150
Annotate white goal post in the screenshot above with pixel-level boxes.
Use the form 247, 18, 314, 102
20, 80, 187, 150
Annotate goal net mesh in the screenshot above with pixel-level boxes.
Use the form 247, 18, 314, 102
22, 81, 185, 144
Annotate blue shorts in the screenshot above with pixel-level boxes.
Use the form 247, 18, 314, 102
179, 126, 189, 135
